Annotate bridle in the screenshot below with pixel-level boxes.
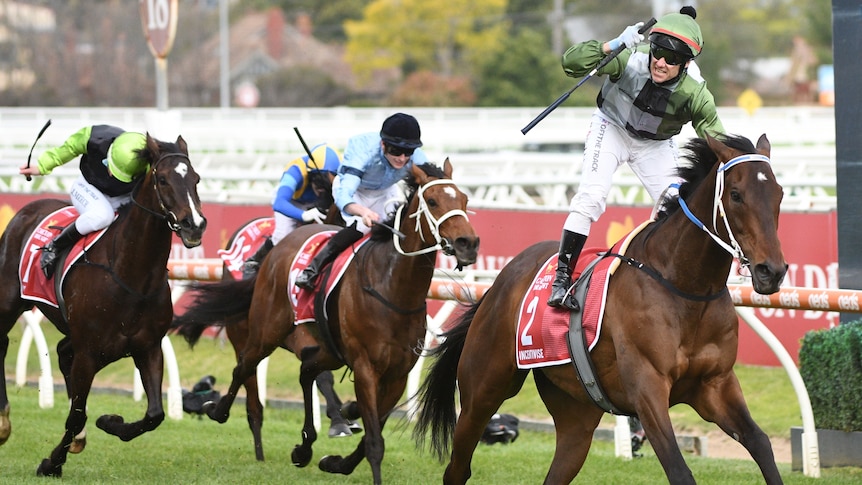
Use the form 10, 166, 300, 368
131, 151, 191, 233
674, 153, 771, 273
391, 178, 469, 257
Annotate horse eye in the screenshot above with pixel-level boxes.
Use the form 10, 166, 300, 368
730, 190, 742, 203
426, 198, 438, 208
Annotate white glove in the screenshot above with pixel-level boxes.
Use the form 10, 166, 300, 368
301, 207, 326, 224
608, 22, 644, 51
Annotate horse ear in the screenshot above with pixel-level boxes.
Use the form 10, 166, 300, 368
705, 133, 732, 161
145, 132, 160, 153
411, 163, 428, 185
176, 135, 188, 155
443, 157, 453, 178
755, 134, 771, 156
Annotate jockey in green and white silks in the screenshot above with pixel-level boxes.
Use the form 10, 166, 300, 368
19, 125, 149, 278
548, 6, 726, 310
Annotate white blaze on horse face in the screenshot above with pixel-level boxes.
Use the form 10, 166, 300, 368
757, 171, 768, 182
175, 162, 189, 178
443, 186, 458, 199
186, 193, 205, 225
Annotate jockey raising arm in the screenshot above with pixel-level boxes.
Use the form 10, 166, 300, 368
547, 6, 725, 311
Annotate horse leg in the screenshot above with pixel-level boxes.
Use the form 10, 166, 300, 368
318, 364, 406, 484
443, 360, 527, 484
688, 374, 783, 484
316, 370, 357, 438
227, 321, 266, 461
0, 327, 12, 446
36, 353, 98, 477
96, 344, 165, 440
533, 370, 603, 484
207, 343, 273, 424
290, 361, 322, 468
56, 337, 87, 453
242, 373, 266, 461
628, 380, 696, 485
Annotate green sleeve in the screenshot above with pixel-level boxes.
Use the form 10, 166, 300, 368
561, 40, 629, 80
36, 126, 93, 174
689, 87, 725, 139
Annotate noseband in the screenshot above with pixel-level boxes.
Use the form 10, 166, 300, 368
131, 151, 191, 233
392, 178, 469, 257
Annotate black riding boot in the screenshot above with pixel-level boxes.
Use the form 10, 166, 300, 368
295, 224, 364, 290
241, 238, 274, 280
41, 224, 84, 279
547, 230, 588, 310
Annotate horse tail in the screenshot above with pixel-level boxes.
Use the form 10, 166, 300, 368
412, 297, 483, 462
171, 278, 255, 347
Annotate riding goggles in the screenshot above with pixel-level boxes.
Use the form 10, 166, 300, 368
650, 44, 689, 66
385, 143, 415, 157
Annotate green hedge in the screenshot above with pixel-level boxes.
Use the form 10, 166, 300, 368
799, 320, 862, 431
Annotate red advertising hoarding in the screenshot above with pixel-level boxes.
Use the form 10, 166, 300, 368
0, 194, 839, 366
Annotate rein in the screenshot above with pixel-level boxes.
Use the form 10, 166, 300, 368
79, 150, 190, 301
605, 252, 727, 302
130, 151, 191, 233
392, 178, 469, 257
674, 153, 771, 273
358, 177, 469, 314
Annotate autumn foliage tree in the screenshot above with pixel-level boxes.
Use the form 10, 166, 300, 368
344, 0, 508, 99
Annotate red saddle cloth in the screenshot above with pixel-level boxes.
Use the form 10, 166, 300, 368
217, 217, 275, 280
514, 220, 652, 369
19, 207, 107, 308
289, 231, 370, 324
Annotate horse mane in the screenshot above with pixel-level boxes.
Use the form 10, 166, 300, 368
656, 134, 756, 219
368, 162, 447, 241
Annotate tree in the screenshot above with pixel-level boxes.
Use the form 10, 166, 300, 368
475, 28, 595, 107
344, 0, 508, 84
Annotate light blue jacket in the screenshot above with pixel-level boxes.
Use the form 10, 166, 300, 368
333, 131, 429, 212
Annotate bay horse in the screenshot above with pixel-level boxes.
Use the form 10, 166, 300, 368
0, 134, 206, 477
413, 134, 788, 485
214, 216, 360, 462
173, 160, 479, 484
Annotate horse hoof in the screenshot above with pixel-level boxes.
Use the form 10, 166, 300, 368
95, 414, 125, 434
328, 423, 353, 438
319, 454, 348, 475
36, 458, 62, 477
340, 401, 360, 421
0, 404, 10, 446
204, 401, 229, 424
291, 444, 313, 468
348, 421, 363, 434
70, 430, 87, 454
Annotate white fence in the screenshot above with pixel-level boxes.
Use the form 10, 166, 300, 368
0, 106, 838, 211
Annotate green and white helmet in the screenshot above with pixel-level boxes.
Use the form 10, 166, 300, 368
107, 132, 147, 182
648, 6, 703, 59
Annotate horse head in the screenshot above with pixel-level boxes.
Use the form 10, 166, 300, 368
404, 158, 479, 269
706, 133, 787, 294
139, 133, 207, 248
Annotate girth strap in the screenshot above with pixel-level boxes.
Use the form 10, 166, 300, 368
566, 253, 627, 416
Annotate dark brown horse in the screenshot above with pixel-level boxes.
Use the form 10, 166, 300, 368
173, 160, 479, 484
215, 217, 359, 462
413, 135, 788, 485
0, 134, 206, 477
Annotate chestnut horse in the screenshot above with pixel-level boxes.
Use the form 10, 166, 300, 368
0, 134, 206, 477
216, 217, 359, 462
173, 160, 479, 484
413, 135, 788, 485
